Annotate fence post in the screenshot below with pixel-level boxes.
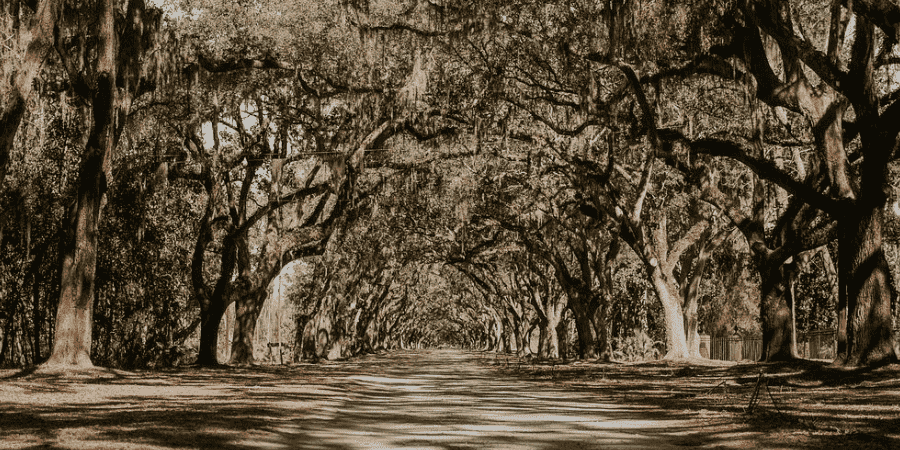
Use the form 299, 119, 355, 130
700, 335, 710, 359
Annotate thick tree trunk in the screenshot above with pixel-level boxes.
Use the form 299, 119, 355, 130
493, 317, 504, 353
44, 154, 105, 367
43, 0, 118, 366
41, 0, 163, 368
517, 319, 531, 356
545, 307, 562, 359
840, 207, 898, 367
482, 322, 493, 351
835, 16, 895, 367
502, 318, 513, 354
556, 319, 568, 359
293, 314, 309, 361
683, 300, 700, 358
593, 297, 612, 361
230, 290, 266, 365
194, 232, 236, 366
510, 312, 524, 356
649, 267, 688, 359
569, 299, 599, 359
537, 319, 549, 357
526, 321, 539, 355
595, 242, 617, 362
301, 319, 320, 360
682, 249, 704, 359
197, 297, 229, 366
304, 299, 335, 360
759, 257, 797, 361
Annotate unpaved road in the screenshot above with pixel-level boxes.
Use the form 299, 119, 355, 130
278, 350, 702, 449
0, 350, 895, 449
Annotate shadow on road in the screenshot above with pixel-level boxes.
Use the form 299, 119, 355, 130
0, 350, 898, 449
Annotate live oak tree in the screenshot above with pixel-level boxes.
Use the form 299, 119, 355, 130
44, 0, 166, 368
173, 82, 394, 365
664, 0, 900, 366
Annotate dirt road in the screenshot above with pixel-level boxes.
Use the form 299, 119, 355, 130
1, 350, 896, 449
277, 350, 701, 449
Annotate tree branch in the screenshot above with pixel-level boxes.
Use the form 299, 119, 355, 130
688, 135, 843, 217
232, 184, 330, 238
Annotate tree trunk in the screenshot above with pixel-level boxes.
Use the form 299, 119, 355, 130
834, 16, 895, 367
569, 299, 599, 359
593, 296, 612, 361
594, 241, 617, 362
537, 319, 549, 357
493, 317, 504, 353
301, 319, 320, 360
649, 267, 688, 359
840, 207, 898, 367
194, 231, 236, 366
45, 163, 103, 367
545, 305, 562, 359
683, 299, 701, 358
502, 318, 513, 354
43, 0, 118, 365
230, 290, 266, 365
556, 319, 568, 359
197, 297, 228, 366
759, 257, 797, 361
509, 311, 524, 356
42, 0, 158, 369
517, 318, 530, 356
304, 298, 334, 360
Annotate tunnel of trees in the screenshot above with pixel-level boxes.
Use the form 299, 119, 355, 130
2, 0, 900, 370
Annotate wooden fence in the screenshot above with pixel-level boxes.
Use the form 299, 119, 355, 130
702, 329, 841, 362
702, 334, 762, 362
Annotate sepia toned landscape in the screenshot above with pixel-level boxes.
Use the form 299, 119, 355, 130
4, 0, 900, 448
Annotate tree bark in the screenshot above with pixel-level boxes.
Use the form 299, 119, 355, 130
593, 238, 618, 362
834, 16, 896, 367
507, 306, 525, 356
840, 207, 897, 367
759, 256, 798, 361
569, 300, 599, 359
545, 298, 563, 359
43, 0, 118, 367
492, 313, 504, 353
649, 266, 689, 359
593, 297, 611, 361
518, 316, 533, 356
197, 296, 228, 366
44, 152, 106, 367
230, 289, 266, 365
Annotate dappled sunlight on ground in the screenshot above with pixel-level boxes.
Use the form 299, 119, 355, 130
1, 350, 898, 449
265, 351, 699, 449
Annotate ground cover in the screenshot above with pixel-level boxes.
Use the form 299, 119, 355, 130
495, 354, 900, 449
0, 350, 897, 449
